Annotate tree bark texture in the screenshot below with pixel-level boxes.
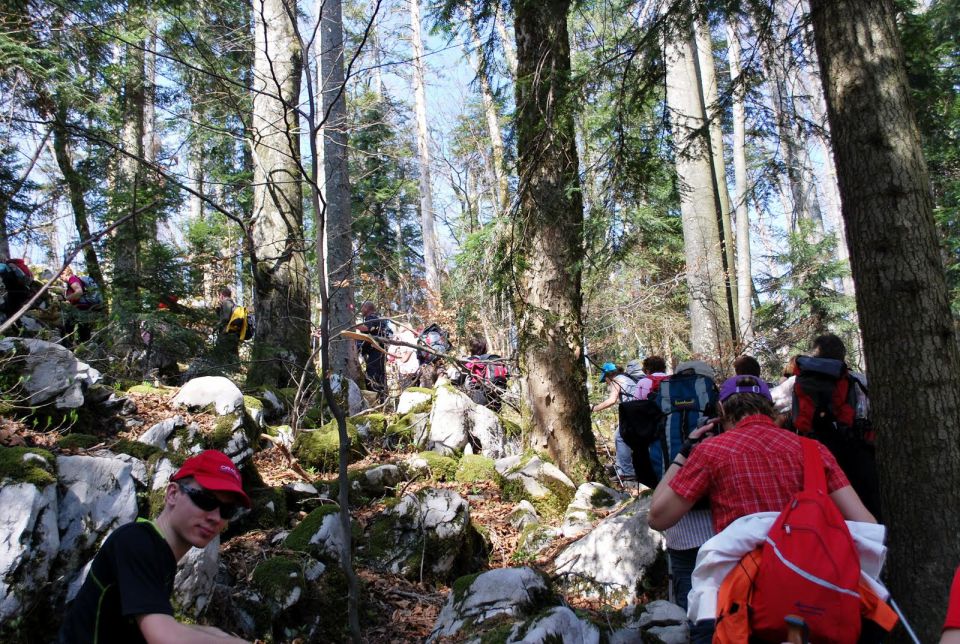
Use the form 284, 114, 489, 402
692, 18, 738, 333
665, 23, 734, 364
468, 13, 509, 214
249, 0, 310, 387
320, 0, 359, 382
112, 34, 146, 322
809, 1, 960, 639
512, 0, 601, 482
409, 0, 441, 296
727, 19, 753, 347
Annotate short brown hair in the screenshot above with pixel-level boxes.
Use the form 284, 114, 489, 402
733, 355, 761, 377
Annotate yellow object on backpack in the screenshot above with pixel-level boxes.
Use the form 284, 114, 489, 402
225, 306, 249, 340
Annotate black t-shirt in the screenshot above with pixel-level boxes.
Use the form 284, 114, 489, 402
59, 519, 177, 644
361, 314, 388, 358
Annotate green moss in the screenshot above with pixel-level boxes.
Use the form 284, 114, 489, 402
207, 414, 241, 450
0, 446, 55, 486
110, 439, 161, 462
405, 386, 434, 396
293, 419, 363, 472
265, 424, 291, 437
127, 383, 167, 395
385, 412, 421, 444
57, 433, 100, 450
251, 556, 305, 605
409, 399, 433, 414
417, 451, 458, 481
452, 572, 481, 603
590, 487, 614, 507
242, 395, 264, 411
455, 454, 496, 484
497, 469, 573, 522
498, 415, 522, 438
284, 505, 341, 552
354, 413, 388, 437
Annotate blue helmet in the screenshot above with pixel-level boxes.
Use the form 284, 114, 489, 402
599, 362, 618, 382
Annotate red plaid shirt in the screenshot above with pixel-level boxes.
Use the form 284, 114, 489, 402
669, 414, 850, 532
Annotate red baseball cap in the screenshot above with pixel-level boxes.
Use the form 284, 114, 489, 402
171, 450, 251, 507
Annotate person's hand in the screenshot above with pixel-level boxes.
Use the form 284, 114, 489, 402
689, 418, 721, 441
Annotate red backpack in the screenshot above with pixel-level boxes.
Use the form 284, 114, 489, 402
751, 438, 862, 643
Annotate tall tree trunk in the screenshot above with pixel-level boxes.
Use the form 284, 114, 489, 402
513, 0, 601, 482
495, 6, 518, 78
468, 14, 509, 213
665, 22, 734, 364
809, 2, 960, 640
249, 0, 310, 387
50, 110, 105, 293
727, 19, 753, 347
693, 17, 739, 334
319, 0, 360, 382
409, 0, 441, 296
143, 25, 158, 165
113, 33, 146, 323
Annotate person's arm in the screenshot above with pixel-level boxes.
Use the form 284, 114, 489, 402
648, 456, 695, 530
829, 486, 877, 524
942, 631, 960, 644
65, 280, 83, 303
591, 383, 620, 413
138, 614, 249, 643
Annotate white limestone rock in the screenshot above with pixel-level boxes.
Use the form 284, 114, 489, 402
0, 482, 59, 622
364, 488, 471, 581
0, 338, 101, 409
552, 497, 665, 603
508, 501, 540, 531
397, 389, 433, 415
329, 374, 367, 416
561, 482, 629, 538
174, 536, 220, 617
428, 567, 555, 641
506, 606, 600, 643
55, 454, 141, 591
354, 464, 402, 496
172, 376, 243, 415
137, 415, 185, 449
426, 386, 473, 455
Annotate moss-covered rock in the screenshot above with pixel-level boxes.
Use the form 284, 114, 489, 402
455, 454, 496, 484
354, 412, 388, 438
293, 419, 364, 473
57, 433, 101, 450
418, 451, 458, 482
108, 439, 162, 462
251, 556, 305, 610
225, 486, 287, 538
284, 504, 342, 553
495, 454, 575, 521
0, 446, 55, 486
242, 395, 263, 411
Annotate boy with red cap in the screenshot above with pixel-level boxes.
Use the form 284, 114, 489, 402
59, 450, 251, 643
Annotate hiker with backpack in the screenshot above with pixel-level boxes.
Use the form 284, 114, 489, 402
214, 287, 242, 359
463, 335, 509, 412
415, 323, 450, 388
591, 362, 639, 482
647, 375, 895, 643
0, 258, 35, 322
60, 266, 100, 344
770, 333, 881, 520
357, 300, 389, 401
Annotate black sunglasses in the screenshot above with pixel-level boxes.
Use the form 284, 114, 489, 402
177, 482, 239, 520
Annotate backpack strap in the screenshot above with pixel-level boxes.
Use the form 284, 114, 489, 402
801, 438, 828, 493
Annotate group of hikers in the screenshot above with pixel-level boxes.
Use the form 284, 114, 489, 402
352, 300, 509, 411
591, 333, 960, 643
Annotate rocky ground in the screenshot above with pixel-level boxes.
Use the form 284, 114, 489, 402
0, 338, 685, 643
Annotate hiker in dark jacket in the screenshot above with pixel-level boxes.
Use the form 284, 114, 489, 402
356, 300, 388, 401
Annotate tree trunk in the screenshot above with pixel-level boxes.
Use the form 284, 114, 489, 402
727, 19, 753, 347
249, 0, 310, 387
665, 23, 734, 364
693, 17, 739, 334
50, 110, 105, 293
143, 25, 158, 166
495, 6, 518, 78
512, 0, 601, 482
468, 13, 508, 213
112, 34, 146, 322
409, 0, 441, 296
808, 2, 960, 640
319, 0, 360, 382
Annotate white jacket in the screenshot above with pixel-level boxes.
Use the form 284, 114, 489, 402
687, 512, 890, 623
